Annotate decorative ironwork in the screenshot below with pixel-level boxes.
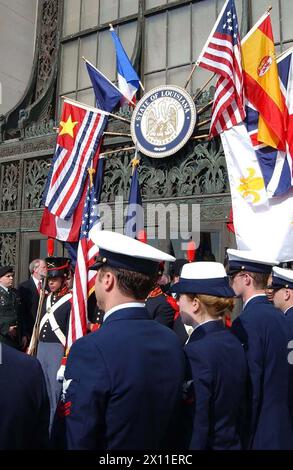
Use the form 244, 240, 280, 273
36, 0, 59, 99
0, 163, 19, 211
0, 135, 56, 159
101, 139, 228, 202
0, 233, 16, 266
24, 119, 56, 139
101, 149, 133, 202
23, 158, 50, 209
1, 0, 60, 140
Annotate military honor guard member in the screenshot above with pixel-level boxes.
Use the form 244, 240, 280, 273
145, 262, 188, 345
37, 257, 72, 430
267, 266, 293, 427
0, 266, 23, 350
54, 231, 186, 450
0, 343, 50, 449
227, 249, 293, 450
172, 262, 248, 450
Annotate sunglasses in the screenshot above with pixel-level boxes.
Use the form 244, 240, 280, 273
228, 272, 246, 282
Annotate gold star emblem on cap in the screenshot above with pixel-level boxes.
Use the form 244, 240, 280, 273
59, 115, 78, 138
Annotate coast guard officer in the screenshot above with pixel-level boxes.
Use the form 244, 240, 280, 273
0, 343, 49, 449
267, 266, 293, 427
172, 262, 248, 449
54, 231, 186, 450
227, 249, 293, 449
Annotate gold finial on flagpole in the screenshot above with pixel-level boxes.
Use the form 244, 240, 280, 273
88, 167, 96, 187
131, 157, 140, 168
131, 145, 140, 174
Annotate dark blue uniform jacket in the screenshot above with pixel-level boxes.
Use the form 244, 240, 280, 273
185, 320, 248, 450
0, 344, 49, 449
18, 277, 40, 338
55, 306, 186, 450
285, 306, 293, 429
231, 295, 293, 449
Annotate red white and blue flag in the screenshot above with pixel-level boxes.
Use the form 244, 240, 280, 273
221, 47, 293, 261
245, 49, 293, 197
110, 26, 140, 105
197, 0, 245, 137
39, 142, 101, 242
42, 99, 107, 220
67, 157, 105, 349
125, 155, 145, 240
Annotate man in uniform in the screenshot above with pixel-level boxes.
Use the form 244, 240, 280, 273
18, 259, 47, 341
0, 266, 23, 350
146, 262, 188, 345
54, 231, 186, 450
0, 343, 50, 449
267, 266, 293, 426
37, 257, 72, 431
227, 249, 293, 449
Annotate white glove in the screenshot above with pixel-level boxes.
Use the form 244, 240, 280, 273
56, 363, 66, 382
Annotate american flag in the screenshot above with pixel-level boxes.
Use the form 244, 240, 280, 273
43, 99, 107, 220
197, 0, 245, 137
67, 157, 105, 350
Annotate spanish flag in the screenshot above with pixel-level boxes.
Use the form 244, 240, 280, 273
242, 13, 285, 150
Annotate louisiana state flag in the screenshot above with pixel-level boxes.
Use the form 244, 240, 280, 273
242, 13, 285, 150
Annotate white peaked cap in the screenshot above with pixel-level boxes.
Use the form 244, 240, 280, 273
90, 230, 175, 274
180, 262, 227, 279
172, 261, 235, 297
227, 249, 278, 274
271, 266, 293, 289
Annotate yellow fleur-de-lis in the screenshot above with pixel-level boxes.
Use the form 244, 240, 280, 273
237, 168, 265, 204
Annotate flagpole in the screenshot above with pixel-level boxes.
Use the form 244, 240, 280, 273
196, 118, 211, 128
131, 144, 140, 174
277, 45, 293, 62
107, 113, 131, 124
82, 56, 136, 107
103, 131, 132, 137
99, 146, 135, 157
108, 24, 144, 93
184, 0, 229, 90
193, 74, 215, 101
197, 99, 213, 115
191, 134, 210, 140
241, 6, 272, 45
61, 95, 131, 124
61, 95, 109, 115
195, 0, 230, 65
184, 63, 197, 89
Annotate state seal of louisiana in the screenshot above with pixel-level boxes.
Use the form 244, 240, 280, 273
131, 85, 197, 158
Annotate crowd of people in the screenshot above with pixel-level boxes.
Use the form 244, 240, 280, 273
0, 231, 293, 451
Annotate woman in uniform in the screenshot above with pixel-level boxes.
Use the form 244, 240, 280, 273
37, 257, 72, 431
172, 261, 248, 450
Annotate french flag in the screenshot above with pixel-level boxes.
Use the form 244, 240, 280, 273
110, 25, 140, 105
